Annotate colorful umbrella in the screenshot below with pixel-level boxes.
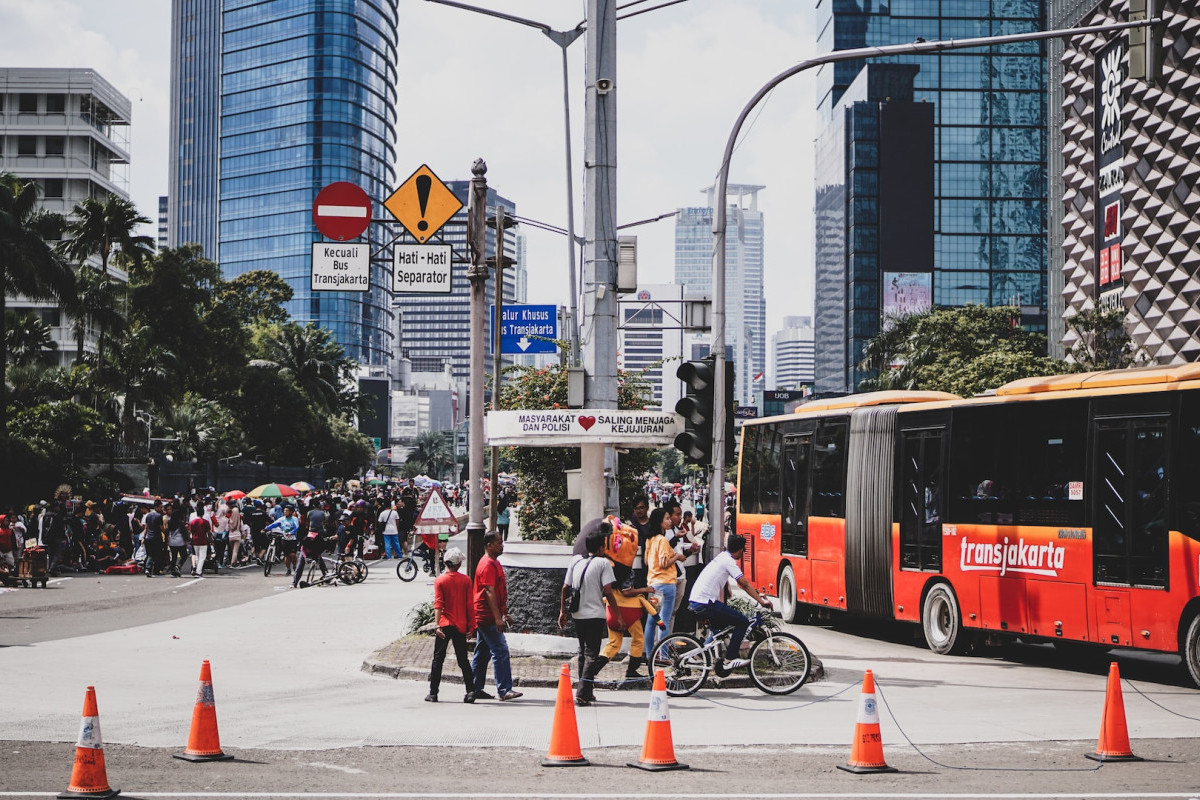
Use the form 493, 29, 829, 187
366, 478, 388, 487
289, 481, 316, 493
223, 490, 246, 500
247, 483, 300, 499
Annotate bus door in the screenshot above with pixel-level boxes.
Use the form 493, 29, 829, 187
899, 424, 946, 572
780, 432, 812, 557
1092, 415, 1169, 590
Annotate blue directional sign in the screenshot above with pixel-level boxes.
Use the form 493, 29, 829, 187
490, 304, 558, 354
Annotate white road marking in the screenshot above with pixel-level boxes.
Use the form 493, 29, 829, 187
306, 761, 366, 774
316, 204, 368, 218
45, 577, 72, 585
173, 578, 204, 589
2, 793, 1197, 799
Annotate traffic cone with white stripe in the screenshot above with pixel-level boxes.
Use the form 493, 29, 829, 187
174, 660, 234, 762
1085, 662, 1142, 762
837, 669, 897, 774
628, 669, 688, 771
59, 685, 119, 799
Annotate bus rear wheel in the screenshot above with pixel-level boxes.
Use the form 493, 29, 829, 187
1184, 614, 1200, 689
922, 583, 967, 655
778, 565, 808, 624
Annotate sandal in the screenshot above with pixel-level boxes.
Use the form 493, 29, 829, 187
575, 697, 592, 706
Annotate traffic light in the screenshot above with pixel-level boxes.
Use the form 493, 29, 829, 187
674, 357, 715, 465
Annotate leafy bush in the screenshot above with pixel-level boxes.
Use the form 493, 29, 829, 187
405, 600, 436, 634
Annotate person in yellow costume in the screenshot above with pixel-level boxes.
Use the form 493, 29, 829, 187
597, 516, 659, 682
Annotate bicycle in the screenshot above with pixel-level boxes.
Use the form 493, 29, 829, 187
395, 542, 436, 582
647, 610, 811, 697
261, 533, 287, 577
299, 552, 361, 587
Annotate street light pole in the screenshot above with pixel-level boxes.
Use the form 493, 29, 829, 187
423, 0, 584, 364
466, 159, 489, 575
707, 16, 1160, 561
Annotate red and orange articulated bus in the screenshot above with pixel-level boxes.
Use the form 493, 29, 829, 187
734, 364, 1200, 686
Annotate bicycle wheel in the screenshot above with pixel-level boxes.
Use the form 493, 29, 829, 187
337, 562, 359, 585
748, 631, 811, 695
262, 545, 275, 577
352, 558, 368, 582
648, 633, 709, 697
396, 558, 417, 582
305, 561, 324, 587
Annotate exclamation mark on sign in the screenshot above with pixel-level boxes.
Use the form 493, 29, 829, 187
416, 174, 432, 233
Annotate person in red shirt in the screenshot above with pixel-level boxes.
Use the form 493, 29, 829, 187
469, 531, 522, 701
187, 513, 212, 578
426, 547, 475, 703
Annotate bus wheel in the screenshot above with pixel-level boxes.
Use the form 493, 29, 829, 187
1184, 614, 1200, 689
922, 583, 966, 655
778, 565, 806, 624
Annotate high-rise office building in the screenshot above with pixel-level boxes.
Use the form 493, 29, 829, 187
814, 65, 935, 392
673, 185, 767, 406
1051, 1, 1199, 364
815, 0, 1048, 388
618, 284, 685, 411
1, 67, 132, 366
395, 180, 522, 385
772, 315, 816, 391
168, 0, 399, 367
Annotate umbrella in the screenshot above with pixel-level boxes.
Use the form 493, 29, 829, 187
247, 483, 300, 499
223, 490, 246, 500
366, 478, 388, 487
289, 481, 315, 493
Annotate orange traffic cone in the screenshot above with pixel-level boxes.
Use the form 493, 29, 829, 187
1085, 662, 1142, 762
174, 660, 234, 762
628, 669, 688, 771
59, 685, 120, 799
837, 669, 897, 774
541, 663, 589, 767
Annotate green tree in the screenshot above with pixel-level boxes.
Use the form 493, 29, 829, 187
5, 310, 56, 366
214, 270, 294, 326
0, 173, 72, 434
1064, 307, 1144, 370
249, 322, 356, 415
859, 305, 1065, 398
407, 430, 454, 479
107, 325, 176, 443
60, 196, 154, 370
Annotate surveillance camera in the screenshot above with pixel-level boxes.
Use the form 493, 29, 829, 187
596, 78, 614, 95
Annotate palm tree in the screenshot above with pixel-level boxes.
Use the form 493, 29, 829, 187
408, 430, 454, 480
107, 325, 176, 444
250, 322, 353, 414
0, 173, 73, 433
60, 196, 153, 371
5, 310, 57, 366
159, 394, 221, 462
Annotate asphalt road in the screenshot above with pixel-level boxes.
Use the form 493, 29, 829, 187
2, 547, 1200, 799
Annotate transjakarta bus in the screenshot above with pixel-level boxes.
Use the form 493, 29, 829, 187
734, 364, 1200, 686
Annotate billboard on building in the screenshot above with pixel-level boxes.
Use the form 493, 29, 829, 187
883, 272, 932, 321
1094, 36, 1126, 308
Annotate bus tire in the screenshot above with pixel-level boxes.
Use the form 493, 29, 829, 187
922, 583, 967, 655
1184, 613, 1200, 689
778, 565, 806, 624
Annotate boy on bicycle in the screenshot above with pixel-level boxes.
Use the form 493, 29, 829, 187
687, 533, 772, 672
293, 519, 334, 588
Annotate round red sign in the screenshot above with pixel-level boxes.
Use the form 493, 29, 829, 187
312, 182, 372, 241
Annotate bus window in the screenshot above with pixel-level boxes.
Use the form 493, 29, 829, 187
1093, 416, 1169, 588
1177, 390, 1200, 541
759, 428, 782, 515
739, 425, 761, 514
1009, 400, 1088, 528
900, 428, 943, 571
812, 418, 848, 518
948, 407, 1014, 525
781, 434, 812, 555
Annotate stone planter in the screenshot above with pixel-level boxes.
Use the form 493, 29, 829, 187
499, 541, 576, 636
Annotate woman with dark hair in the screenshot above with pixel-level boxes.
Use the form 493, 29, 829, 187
643, 507, 684, 660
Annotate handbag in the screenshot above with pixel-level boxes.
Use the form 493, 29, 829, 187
568, 558, 592, 614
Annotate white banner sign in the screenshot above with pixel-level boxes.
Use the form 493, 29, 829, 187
486, 409, 682, 448
311, 243, 369, 292
393, 244, 452, 293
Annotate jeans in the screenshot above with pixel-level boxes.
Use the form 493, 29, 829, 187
430, 625, 473, 696
689, 600, 750, 662
471, 622, 513, 695
573, 617, 608, 701
383, 533, 401, 558
645, 581, 676, 661
169, 545, 188, 573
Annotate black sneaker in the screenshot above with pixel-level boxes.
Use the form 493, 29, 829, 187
424, 693, 437, 702
463, 692, 475, 704
473, 690, 494, 700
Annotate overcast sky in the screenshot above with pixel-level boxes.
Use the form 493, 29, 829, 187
1, 0, 822, 350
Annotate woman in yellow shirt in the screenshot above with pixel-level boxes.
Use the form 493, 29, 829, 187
644, 507, 684, 662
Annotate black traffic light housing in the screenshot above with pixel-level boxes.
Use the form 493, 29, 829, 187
674, 356, 736, 467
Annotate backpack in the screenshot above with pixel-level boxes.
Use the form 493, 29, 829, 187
603, 516, 638, 567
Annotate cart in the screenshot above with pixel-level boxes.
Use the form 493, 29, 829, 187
17, 546, 48, 588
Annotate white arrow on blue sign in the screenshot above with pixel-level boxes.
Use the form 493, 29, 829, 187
490, 304, 558, 355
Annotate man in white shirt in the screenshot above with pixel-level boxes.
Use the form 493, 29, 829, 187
377, 500, 402, 559
687, 533, 772, 672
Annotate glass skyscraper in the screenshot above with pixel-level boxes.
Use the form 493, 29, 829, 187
168, 0, 399, 367
815, 0, 1048, 390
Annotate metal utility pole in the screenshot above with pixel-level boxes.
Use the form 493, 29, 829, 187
466, 159, 488, 575
580, 0, 620, 522
707, 16, 1160, 562
488, 204, 512, 533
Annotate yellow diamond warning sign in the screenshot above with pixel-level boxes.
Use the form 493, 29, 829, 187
384, 165, 463, 243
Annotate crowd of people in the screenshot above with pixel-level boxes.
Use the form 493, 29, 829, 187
0, 477, 466, 585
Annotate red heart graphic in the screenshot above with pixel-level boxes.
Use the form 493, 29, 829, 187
578, 415, 597, 431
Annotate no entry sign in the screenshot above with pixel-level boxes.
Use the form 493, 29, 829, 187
312, 182, 372, 241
